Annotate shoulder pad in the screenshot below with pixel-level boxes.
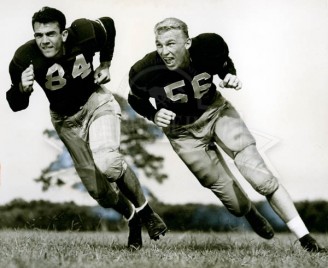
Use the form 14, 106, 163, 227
191, 33, 228, 56
70, 18, 96, 44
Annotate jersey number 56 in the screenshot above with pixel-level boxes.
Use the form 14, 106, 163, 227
164, 72, 211, 103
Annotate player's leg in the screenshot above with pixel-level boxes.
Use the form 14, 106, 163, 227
88, 112, 145, 205
57, 127, 144, 250
51, 109, 134, 217
208, 143, 274, 240
51, 113, 142, 249
88, 98, 167, 242
237, 145, 325, 251
167, 134, 250, 216
213, 102, 326, 252
51, 100, 140, 250
166, 130, 273, 239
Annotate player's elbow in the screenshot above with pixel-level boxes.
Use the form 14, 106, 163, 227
6, 99, 29, 112
10, 106, 25, 112
6, 98, 29, 112
6, 87, 30, 112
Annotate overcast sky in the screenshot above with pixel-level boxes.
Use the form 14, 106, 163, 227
0, 0, 327, 205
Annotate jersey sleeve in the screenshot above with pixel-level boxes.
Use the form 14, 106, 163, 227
70, 17, 116, 62
128, 66, 158, 121
218, 56, 236, 79
96, 17, 116, 62
6, 48, 32, 112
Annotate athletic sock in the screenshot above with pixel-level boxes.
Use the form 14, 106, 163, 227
286, 216, 309, 239
135, 201, 148, 213
126, 206, 136, 222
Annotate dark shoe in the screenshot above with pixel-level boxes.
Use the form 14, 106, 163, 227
245, 205, 274, 239
127, 213, 143, 250
299, 234, 327, 253
142, 212, 168, 240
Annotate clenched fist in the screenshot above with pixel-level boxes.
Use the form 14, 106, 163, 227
20, 64, 34, 93
154, 108, 176, 128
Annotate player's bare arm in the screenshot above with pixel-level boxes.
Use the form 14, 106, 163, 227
94, 61, 111, 85
20, 64, 34, 93
219, 73, 242, 90
154, 108, 176, 128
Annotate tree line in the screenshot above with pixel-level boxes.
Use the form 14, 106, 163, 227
0, 199, 327, 233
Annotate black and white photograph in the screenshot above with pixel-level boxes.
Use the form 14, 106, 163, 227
0, 0, 327, 267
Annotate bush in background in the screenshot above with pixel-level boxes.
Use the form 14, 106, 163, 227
0, 199, 327, 233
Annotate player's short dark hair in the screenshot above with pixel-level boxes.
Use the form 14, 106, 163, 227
32, 6, 66, 32
154, 18, 189, 38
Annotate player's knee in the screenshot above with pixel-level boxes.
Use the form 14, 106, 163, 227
94, 151, 127, 182
197, 170, 219, 188
234, 144, 279, 195
254, 176, 279, 196
233, 142, 256, 159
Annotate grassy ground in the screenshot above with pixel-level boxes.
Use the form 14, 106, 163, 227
0, 230, 327, 268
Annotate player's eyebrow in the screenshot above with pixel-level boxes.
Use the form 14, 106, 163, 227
34, 31, 58, 38
165, 39, 176, 43
156, 38, 176, 45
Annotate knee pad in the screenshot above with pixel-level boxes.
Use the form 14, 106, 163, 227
94, 150, 127, 182
234, 144, 279, 196
256, 177, 279, 196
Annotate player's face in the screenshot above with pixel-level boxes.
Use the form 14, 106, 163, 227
155, 29, 191, 70
33, 22, 68, 58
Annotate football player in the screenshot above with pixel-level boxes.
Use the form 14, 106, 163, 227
128, 17, 326, 252
6, 6, 167, 250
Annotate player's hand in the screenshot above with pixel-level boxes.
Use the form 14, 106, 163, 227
219, 73, 242, 90
94, 63, 111, 85
154, 108, 176, 128
20, 64, 34, 93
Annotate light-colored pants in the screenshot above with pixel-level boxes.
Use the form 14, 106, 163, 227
164, 93, 279, 216
50, 87, 126, 207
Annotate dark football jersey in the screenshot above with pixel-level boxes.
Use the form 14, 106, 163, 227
128, 33, 236, 125
7, 17, 115, 115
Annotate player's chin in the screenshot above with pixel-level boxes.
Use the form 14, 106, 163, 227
167, 66, 178, 71
40, 48, 57, 58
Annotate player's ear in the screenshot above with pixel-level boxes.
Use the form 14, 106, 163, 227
61, 29, 68, 42
185, 38, 192, 50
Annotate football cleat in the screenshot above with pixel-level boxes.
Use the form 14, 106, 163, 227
245, 205, 274, 240
142, 212, 168, 240
127, 213, 143, 250
299, 234, 327, 253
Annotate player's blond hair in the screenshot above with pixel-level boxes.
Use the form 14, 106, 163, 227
154, 18, 189, 38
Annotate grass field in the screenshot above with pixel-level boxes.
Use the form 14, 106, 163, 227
0, 230, 327, 268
